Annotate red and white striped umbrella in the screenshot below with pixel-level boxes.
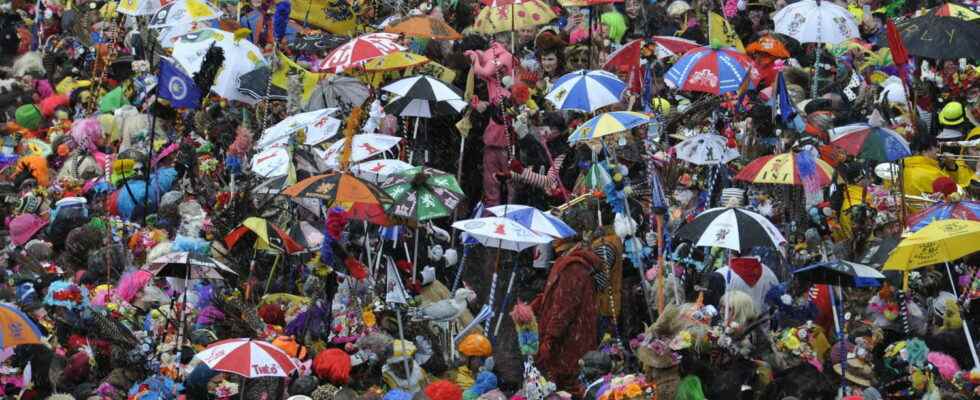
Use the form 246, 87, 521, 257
650, 36, 701, 59
195, 338, 299, 378
318, 33, 406, 73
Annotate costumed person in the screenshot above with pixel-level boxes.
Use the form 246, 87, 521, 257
712, 256, 779, 315
533, 28, 567, 95
531, 241, 601, 392
903, 130, 972, 200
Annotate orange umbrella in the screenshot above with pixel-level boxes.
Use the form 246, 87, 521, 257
747, 35, 790, 58
283, 173, 393, 225
385, 16, 462, 40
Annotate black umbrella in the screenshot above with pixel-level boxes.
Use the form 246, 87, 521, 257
237, 66, 287, 101
792, 260, 885, 288
898, 15, 980, 60
675, 207, 787, 254
288, 32, 349, 53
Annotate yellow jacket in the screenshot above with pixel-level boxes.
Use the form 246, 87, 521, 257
902, 156, 972, 198
837, 184, 874, 239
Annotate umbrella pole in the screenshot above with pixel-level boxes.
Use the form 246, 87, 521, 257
409, 117, 421, 164
412, 226, 420, 283
395, 306, 413, 381
945, 262, 980, 369
836, 278, 848, 394
493, 262, 517, 337
265, 253, 280, 295
364, 221, 374, 279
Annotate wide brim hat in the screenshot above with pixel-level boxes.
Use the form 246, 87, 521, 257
832, 357, 874, 387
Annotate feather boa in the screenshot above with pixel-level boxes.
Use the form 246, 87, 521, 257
273, 2, 291, 40
796, 150, 821, 195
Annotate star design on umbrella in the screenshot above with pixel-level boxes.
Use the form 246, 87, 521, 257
315, 182, 335, 194
370, 162, 386, 172
495, 224, 506, 235
360, 143, 381, 154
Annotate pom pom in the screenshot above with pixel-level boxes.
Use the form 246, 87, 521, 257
932, 176, 957, 196
424, 380, 463, 400
273, 2, 291, 40
512, 82, 530, 105
71, 118, 104, 153
173, 235, 211, 255
463, 372, 498, 400
325, 207, 350, 240
225, 155, 242, 175
313, 349, 352, 384
927, 352, 961, 381
510, 300, 535, 325
258, 303, 285, 326
116, 270, 153, 303
344, 256, 367, 280
395, 259, 413, 273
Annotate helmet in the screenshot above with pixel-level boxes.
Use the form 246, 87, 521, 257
458, 333, 492, 357
940, 101, 965, 126
651, 97, 671, 114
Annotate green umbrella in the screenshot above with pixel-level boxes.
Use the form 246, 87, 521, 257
382, 166, 464, 221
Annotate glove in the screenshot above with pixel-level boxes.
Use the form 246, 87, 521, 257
509, 159, 525, 174
444, 249, 459, 266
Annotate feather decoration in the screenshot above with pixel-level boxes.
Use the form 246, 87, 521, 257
193, 45, 225, 95
273, 2, 291, 40
510, 301, 539, 356
338, 107, 363, 170
796, 150, 820, 195
228, 125, 253, 157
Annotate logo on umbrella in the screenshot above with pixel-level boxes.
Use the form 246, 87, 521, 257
252, 364, 280, 375
715, 228, 730, 242
7, 322, 22, 338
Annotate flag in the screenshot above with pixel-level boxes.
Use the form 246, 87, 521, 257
271, 52, 326, 103
157, 59, 202, 109
603, 39, 643, 94
379, 225, 403, 241
886, 19, 909, 82
771, 71, 797, 125
289, 0, 357, 35
708, 12, 745, 53
385, 257, 410, 304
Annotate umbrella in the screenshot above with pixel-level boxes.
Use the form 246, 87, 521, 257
907, 200, 980, 232
486, 204, 576, 238
382, 75, 464, 105
675, 207, 787, 253
885, 219, 980, 271
195, 338, 299, 377
451, 217, 553, 251
257, 108, 341, 148
650, 36, 701, 60
364, 52, 430, 72
146, 252, 238, 280
117, 0, 161, 16
546, 70, 625, 112
828, 123, 911, 162
288, 32, 349, 53
288, 221, 325, 250
898, 15, 980, 60
473, 0, 557, 34
148, 0, 222, 27
0, 303, 44, 347
318, 134, 403, 168
746, 35, 791, 58
156, 22, 208, 49
928, 2, 979, 19
674, 134, 740, 165
773, 0, 859, 44
735, 151, 835, 187
172, 28, 267, 104
282, 173, 393, 224
318, 33, 406, 73
384, 15, 462, 40
382, 166, 465, 221
351, 159, 413, 183
793, 260, 885, 287
225, 217, 305, 254
305, 75, 371, 111
250, 147, 291, 178
568, 111, 653, 143
664, 46, 757, 95
385, 96, 468, 118
236, 66, 287, 101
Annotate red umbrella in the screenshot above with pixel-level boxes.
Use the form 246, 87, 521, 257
318, 33, 406, 73
650, 36, 701, 59
195, 338, 299, 378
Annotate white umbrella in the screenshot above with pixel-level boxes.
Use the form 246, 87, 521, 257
156, 22, 208, 49
250, 146, 290, 178
545, 70, 625, 112
117, 0, 162, 16
317, 134, 403, 168
674, 134, 740, 165
172, 28, 267, 104
451, 217, 553, 252
485, 204, 576, 238
773, 0, 859, 44
351, 159, 413, 183
675, 207, 786, 253
257, 108, 340, 148
195, 338, 299, 378
148, 0, 222, 27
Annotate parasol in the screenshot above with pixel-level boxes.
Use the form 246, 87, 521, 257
473, 0, 557, 34
282, 173, 394, 224
674, 134, 740, 165
318, 33, 406, 73
225, 217, 304, 254
545, 70, 625, 112
381, 166, 465, 221
318, 134, 403, 168
568, 111, 653, 144
305, 75, 371, 111
828, 123, 911, 162
735, 151, 835, 187
172, 28, 267, 104
675, 207, 787, 253
148, 0, 222, 27
897, 15, 980, 60
665, 46, 758, 95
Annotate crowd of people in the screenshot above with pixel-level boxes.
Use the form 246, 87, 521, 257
0, 0, 978, 398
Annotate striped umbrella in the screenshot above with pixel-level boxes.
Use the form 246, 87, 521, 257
651, 36, 701, 59
486, 204, 576, 238
224, 217, 305, 254
545, 70, 626, 112
195, 338, 299, 378
675, 207, 786, 253
568, 111, 653, 143
318, 33, 406, 73
146, 252, 238, 280
0, 303, 44, 348
735, 151, 835, 187
828, 123, 910, 162
665, 46, 757, 95
794, 260, 885, 288
282, 173, 394, 225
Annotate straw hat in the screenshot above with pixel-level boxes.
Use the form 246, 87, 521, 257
832, 356, 875, 387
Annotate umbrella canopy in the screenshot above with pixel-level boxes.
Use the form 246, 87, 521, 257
907, 200, 980, 232
898, 15, 980, 60
319, 134, 403, 168
172, 28, 267, 104
546, 70, 626, 112
735, 151, 835, 187
674, 134, 740, 165
225, 217, 305, 254
117, 0, 162, 16
928, 2, 979, 19
793, 260, 885, 287
363, 52, 431, 72
250, 147, 291, 178
385, 96, 468, 118
773, 0, 860, 44
675, 207, 787, 253
650, 36, 701, 59
156, 22, 208, 49
351, 159, 413, 183
305, 75, 371, 111
288, 221, 325, 250
473, 0, 557, 34
884, 220, 980, 270
382, 166, 465, 221
486, 204, 576, 238
0, 303, 44, 348
665, 46, 757, 95
195, 338, 299, 378
257, 108, 341, 148
282, 173, 393, 224
146, 252, 238, 280
747, 35, 791, 58
236, 66, 287, 101
382, 75, 466, 117
384, 16, 462, 40
148, 0, 222, 27
451, 217, 554, 251
318, 33, 406, 73
828, 123, 911, 162
568, 111, 653, 143
288, 32, 349, 53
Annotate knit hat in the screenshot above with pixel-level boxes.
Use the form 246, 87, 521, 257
15, 104, 41, 130
8, 213, 48, 246
424, 380, 463, 400
458, 333, 492, 357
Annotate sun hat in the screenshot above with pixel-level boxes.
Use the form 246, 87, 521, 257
940, 101, 965, 126
8, 213, 48, 246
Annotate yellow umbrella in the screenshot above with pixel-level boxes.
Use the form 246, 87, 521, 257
884, 219, 980, 271
473, 0, 557, 34
363, 51, 430, 72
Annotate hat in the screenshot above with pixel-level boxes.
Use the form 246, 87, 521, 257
940, 101, 965, 126
99, 86, 130, 114
313, 348, 351, 385
651, 97, 671, 114
937, 128, 964, 140
458, 333, 492, 357
15, 105, 41, 130
832, 356, 874, 387
424, 380, 463, 400
966, 126, 980, 142
667, 0, 691, 16
8, 213, 48, 246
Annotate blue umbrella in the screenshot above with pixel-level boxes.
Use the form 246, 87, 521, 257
665, 46, 756, 95
568, 111, 654, 144
545, 70, 626, 113
907, 200, 980, 232
485, 204, 576, 239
